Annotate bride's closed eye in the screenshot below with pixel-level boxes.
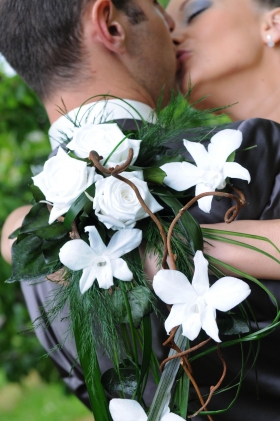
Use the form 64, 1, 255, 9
184, 0, 212, 24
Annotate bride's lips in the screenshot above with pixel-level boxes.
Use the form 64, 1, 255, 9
176, 50, 191, 63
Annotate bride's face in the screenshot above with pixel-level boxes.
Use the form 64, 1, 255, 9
167, 0, 265, 101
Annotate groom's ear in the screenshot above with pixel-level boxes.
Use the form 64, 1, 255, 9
261, 8, 280, 46
89, 0, 127, 54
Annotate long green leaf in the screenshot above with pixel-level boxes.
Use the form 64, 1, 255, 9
70, 294, 111, 421
147, 327, 188, 421
64, 183, 96, 230
135, 315, 153, 400
204, 233, 280, 265
159, 195, 203, 252
202, 227, 280, 254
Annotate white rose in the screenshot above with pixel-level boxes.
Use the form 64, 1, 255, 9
67, 123, 141, 168
32, 148, 102, 224
93, 171, 163, 230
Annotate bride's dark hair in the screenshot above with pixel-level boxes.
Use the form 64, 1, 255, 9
0, 0, 145, 101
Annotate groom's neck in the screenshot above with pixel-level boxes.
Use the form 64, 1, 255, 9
44, 70, 157, 125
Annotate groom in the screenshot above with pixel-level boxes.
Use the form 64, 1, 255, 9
1, 1, 280, 420
0, 0, 179, 408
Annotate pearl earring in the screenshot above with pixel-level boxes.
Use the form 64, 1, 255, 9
267, 34, 275, 48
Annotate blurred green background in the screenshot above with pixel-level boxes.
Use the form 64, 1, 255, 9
0, 68, 92, 420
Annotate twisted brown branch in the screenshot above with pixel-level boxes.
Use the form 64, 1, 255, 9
114, 173, 168, 268
160, 337, 212, 372
88, 148, 134, 175
89, 148, 169, 268
188, 344, 227, 419
166, 189, 246, 270
162, 331, 214, 421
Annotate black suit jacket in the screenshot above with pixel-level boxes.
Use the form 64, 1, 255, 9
21, 117, 280, 420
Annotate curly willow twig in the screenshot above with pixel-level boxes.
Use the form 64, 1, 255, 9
188, 344, 227, 419
166, 187, 246, 270
159, 187, 246, 419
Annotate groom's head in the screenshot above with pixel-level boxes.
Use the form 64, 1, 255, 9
0, 0, 176, 112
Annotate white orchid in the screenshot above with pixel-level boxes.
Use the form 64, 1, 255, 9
160, 129, 251, 213
153, 251, 251, 342
109, 399, 185, 421
59, 226, 142, 293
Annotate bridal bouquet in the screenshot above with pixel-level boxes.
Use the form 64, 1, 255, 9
7, 98, 280, 421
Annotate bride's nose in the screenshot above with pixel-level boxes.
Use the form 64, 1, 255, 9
171, 28, 185, 46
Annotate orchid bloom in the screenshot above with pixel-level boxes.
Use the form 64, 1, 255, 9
153, 251, 251, 342
109, 399, 185, 421
160, 129, 251, 213
59, 226, 142, 293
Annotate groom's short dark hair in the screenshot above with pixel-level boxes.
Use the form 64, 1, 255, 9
0, 0, 145, 101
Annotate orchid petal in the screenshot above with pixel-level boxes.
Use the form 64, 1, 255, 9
106, 229, 142, 259
153, 270, 197, 305
223, 162, 251, 183
59, 239, 95, 270
192, 251, 210, 296
195, 183, 214, 213
95, 257, 114, 289
79, 266, 97, 294
84, 226, 106, 255
183, 140, 213, 170
111, 258, 133, 281
204, 277, 251, 311
109, 399, 147, 421
201, 305, 220, 342
161, 162, 204, 191
182, 304, 202, 341
165, 304, 186, 334
208, 129, 243, 168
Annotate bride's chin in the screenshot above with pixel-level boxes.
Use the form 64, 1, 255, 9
177, 74, 192, 96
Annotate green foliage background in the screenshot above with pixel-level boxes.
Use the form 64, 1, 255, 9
0, 70, 61, 382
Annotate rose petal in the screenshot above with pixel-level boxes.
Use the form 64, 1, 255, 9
111, 258, 133, 281
95, 212, 127, 230
204, 277, 251, 311
109, 399, 147, 421
49, 204, 72, 224
192, 251, 210, 296
59, 240, 95, 270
